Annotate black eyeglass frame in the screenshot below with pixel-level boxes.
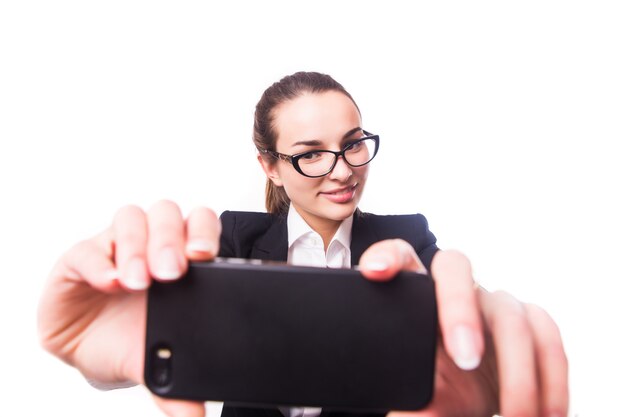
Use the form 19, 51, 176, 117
259, 131, 380, 178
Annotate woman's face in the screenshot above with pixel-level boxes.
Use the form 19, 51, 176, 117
261, 90, 369, 233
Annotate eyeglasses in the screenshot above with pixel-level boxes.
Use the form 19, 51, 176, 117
260, 131, 380, 178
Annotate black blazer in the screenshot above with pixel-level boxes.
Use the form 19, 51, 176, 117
217, 210, 439, 417
219, 210, 439, 269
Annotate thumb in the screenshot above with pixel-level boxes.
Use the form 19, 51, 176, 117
359, 239, 427, 281
387, 412, 437, 417
152, 395, 206, 417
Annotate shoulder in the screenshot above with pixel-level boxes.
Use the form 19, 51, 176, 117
220, 210, 284, 236
218, 211, 286, 258
355, 211, 431, 237
355, 211, 429, 224
220, 210, 277, 225
355, 211, 439, 269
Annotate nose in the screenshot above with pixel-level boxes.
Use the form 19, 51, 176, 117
328, 156, 353, 181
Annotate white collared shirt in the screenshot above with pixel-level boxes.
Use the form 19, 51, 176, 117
280, 204, 354, 417
287, 204, 353, 269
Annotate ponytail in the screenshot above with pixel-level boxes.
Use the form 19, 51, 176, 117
254, 72, 358, 214
265, 179, 290, 214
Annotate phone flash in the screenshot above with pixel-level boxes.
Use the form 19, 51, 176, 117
157, 348, 172, 359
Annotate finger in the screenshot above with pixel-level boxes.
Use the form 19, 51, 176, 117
113, 205, 150, 291
58, 230, 121, 293
387, 411, 437, 417
481, 290, 539, 416
146, 200, 187, 281
431, 250, 484, 371
359, 239, 427, 281
152, 395, 205, 417
526, 303, 569, 417
185, 206, 221, 261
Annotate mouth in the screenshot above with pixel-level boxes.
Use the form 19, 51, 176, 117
319, 183, 358, 203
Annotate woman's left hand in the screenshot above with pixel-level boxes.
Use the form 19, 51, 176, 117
359, 240, 569, 417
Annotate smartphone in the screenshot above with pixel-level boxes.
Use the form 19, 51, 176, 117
145, 258, 437, 412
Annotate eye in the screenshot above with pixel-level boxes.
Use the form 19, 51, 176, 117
299, 151, 324, 162
344, 140, 363, 153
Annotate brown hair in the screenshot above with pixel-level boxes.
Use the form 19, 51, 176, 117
253, 71, 360, 214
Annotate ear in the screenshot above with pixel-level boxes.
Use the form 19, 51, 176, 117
257, 154, 284, 187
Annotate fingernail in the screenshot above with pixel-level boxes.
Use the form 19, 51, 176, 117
450, 325, 481, 370
124, 259, 148, 290
186, 239, 216, 254
364, 261, 389, 272
154, 248, 182, 280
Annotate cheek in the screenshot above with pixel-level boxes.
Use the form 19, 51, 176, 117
354, 165, 369, 181
278, 167, 320, 197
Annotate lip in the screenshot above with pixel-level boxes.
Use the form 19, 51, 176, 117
319, 183, 358, 203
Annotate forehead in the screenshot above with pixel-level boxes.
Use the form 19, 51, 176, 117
273, 91, 361, 147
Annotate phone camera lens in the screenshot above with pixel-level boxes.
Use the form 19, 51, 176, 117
150, 345, 173, 388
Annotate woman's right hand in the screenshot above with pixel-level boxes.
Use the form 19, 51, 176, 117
37, 200, 221, 417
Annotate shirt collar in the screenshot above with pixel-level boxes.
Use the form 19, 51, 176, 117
287, 204, 353, 251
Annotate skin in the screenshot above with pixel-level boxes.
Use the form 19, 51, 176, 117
259, 91, 369, 248
37, 91, 569, 417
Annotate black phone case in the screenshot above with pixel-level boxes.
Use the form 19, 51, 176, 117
145, 258, 437, 412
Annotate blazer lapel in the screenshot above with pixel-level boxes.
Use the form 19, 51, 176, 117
350, 212, 379, 266
247, 211, 378, 265
250, 215, 289, 262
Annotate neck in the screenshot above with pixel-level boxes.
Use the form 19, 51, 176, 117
316, 222, 341, 251
293, 206, 342, 251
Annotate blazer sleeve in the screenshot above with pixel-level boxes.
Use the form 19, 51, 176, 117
218, 210, 279, 259
380, 213, 439, 271
356, 212, 439, 272
218, 210, 237, 258
411, 214, 439, 272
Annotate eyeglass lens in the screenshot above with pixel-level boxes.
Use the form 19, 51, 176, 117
297, 137, 377, 177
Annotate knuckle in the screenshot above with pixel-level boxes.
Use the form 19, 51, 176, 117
525, 302, 555, 326
433, 249, 473, 276
147, 206, 184, 235
502, 312, 532, 338
525, 302, 551, 317
113, 204, 144, 222
190, 205, 216, 218
148, 215, 181, 233
443, 249, 470, 265
490, 290, 529, 329
189, 206, 220, 229
496, 291, 525, 314
525, 304, 568, 361
205, 207, 219, 222
492, 289, 517, 303
112, 207, 147, 244
148, 199, 182, 217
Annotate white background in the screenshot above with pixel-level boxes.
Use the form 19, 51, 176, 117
1, 1, 624, 416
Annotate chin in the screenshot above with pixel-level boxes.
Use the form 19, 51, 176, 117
323, 201, 359, 221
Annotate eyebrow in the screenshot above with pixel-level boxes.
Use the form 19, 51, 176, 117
291, 127, 363, 148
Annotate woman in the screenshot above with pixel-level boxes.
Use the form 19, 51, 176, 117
38, 72, 568, 417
